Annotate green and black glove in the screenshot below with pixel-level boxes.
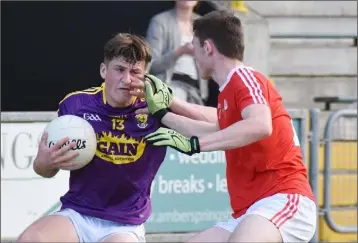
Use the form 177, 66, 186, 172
144, 74, 173, 120
145, 127, 200, 156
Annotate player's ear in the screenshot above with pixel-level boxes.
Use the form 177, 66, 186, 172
203, 40, 213, 56
100, 63, 107, 79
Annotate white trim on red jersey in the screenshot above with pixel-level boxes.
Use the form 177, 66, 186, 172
236, 68, 267, 105
219, 66, 241, 92
219, 66, 267, 105
219, 66, 254, 92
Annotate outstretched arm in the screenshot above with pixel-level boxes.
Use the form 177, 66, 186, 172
198, 104, 272, 151
161, 111, 219, 137
145, 104, 272, 155
169, 97, 218, 123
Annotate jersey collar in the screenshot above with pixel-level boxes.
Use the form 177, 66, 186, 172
219, 67, 239, 92
219, 65, 254, 92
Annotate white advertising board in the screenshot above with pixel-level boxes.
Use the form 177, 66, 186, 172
1, 122, 69, 239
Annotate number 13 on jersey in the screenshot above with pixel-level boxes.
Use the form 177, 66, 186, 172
112, 118, 125, 130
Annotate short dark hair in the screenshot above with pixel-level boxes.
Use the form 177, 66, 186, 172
103, 33, 152, 66
193, 10, 244, 61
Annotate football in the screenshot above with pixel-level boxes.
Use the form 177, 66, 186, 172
44, 115, 97, 170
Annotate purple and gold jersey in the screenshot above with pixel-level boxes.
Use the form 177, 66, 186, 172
57, 83, 167, 225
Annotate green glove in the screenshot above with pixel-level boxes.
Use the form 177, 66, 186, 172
145, 127, 200, 156
144, 74, 173, 120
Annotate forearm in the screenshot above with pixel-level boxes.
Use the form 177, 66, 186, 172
162, 112, 218, 137
33, 159, 59, 178
170, 97, 217, 123
198, 119, 271, 152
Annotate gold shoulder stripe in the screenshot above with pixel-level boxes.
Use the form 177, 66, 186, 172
83, 87, 102, 93
59, 86, 103, 105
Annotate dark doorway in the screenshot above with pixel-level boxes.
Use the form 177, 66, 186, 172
1, 1, 217, 111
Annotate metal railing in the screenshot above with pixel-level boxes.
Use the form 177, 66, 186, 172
309, 108, 357, 242
323, 109, 357, 234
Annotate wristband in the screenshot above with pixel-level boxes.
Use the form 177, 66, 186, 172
153, 109, 168, 121
189, 136, 201, 155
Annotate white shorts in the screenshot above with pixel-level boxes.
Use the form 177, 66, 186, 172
54, 208, 146, 243
215, 193, 317, 242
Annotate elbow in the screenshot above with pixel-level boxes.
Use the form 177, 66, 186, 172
258, 122, 272, 139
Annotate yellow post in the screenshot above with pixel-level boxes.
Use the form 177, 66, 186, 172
230, 1, 248, 14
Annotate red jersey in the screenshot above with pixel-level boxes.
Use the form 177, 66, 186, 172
217, 66, 315, 219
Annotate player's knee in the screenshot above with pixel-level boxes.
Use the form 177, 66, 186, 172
17, 229, 43, 243
229, 214, 282, 243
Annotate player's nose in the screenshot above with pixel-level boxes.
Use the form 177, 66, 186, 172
121, 73, 131, 84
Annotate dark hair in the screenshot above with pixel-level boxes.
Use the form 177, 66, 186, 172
193, 10, 244, 61
103, 33, 152, 66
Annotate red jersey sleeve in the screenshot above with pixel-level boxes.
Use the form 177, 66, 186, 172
234, 68, 268, 113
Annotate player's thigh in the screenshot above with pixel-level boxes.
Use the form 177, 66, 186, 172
233, 193, 316, 243
186, 226, 231, 242
229, 214, 282, 243
101, 232, 140, 243
17, 215, 79, 242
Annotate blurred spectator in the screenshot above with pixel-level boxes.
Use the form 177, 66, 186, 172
146, 0, 208, 105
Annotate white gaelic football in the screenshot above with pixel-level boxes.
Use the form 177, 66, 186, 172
44, 115, 97, 170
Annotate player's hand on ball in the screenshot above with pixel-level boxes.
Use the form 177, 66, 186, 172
144, 74, 174, 120
145, 127, 200, 156
35, 132, 80, 170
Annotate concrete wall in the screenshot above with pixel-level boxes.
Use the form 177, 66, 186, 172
242, 1, 358, 109
241, 15, 270, 76
270, 45, 357, 76
275, 77, 357, 109
267, 16, 357, 37
246, 1, 357, 36
245, 1, 357, 17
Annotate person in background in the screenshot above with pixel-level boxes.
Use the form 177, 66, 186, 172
146, 0, 208, 105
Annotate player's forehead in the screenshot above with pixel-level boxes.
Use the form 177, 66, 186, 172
109, 57, 145, 71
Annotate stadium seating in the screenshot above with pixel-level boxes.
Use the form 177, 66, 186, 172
245, 1, 357, 109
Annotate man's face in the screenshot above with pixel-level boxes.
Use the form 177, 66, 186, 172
100, 57, 145, 107
192, 36, 212, 80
